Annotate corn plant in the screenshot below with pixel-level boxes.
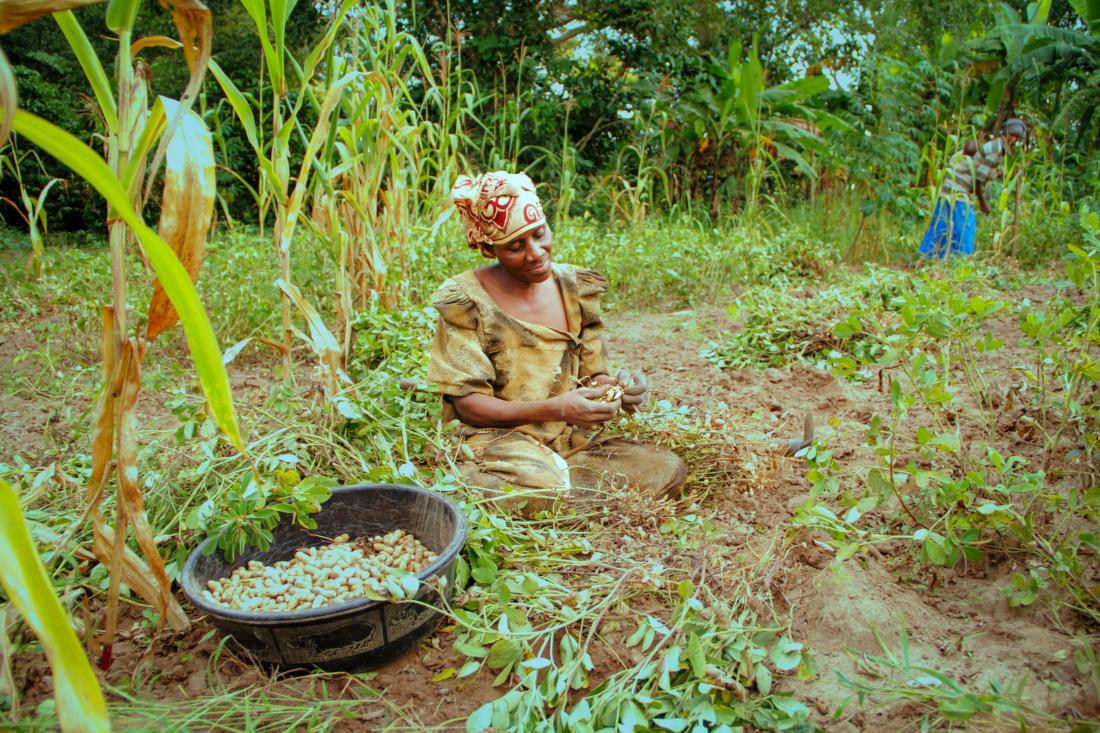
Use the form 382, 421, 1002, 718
2, 0, 247, 667
0, 143, 64, 275
595, 99, 674, 226
0, 477, 110, 732
208, 0, 357, 380
309, 0, 436, 340
417, 13, 482, 205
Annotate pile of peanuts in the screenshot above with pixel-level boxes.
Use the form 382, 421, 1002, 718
203, 530, 438, 613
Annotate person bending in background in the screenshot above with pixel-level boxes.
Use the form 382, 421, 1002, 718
920, 118, 1027, 259
427, 171, 686, 515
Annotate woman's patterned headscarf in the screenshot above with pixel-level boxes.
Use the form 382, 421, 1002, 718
450, 171, 546, 254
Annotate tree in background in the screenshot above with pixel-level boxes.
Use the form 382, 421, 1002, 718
0, 0, 323, 233
3, 0, 1098, 232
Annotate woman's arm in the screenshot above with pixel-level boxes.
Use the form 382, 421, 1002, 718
452, 387, 618, 430
976, 179, 990, 214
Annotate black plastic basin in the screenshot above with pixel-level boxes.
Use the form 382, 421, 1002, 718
181, 483, 466, 670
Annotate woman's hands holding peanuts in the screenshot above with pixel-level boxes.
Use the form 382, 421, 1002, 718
589, 370, 649, 413
553, 385, 621, 429
615, 369, 649, 413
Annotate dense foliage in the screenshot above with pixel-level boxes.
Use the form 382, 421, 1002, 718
3, 0, 1098, 236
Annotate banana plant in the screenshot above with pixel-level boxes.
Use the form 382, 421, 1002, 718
965, 0, 1100, 152
1029, 0, 1100, 153
965, 0, 1056, 117
668, 38, 841, 217
2, 0, 243, 668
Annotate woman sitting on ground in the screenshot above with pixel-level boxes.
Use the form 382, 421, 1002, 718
427, 171, 686, 514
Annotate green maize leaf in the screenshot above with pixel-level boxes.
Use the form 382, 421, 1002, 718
53, 10, 118, 133
206, 60, 260, 150
11, 110, 245, 453
238, 0, 282, 91
270, 0, 296, 66
207, 60, 283, 197
300, 0, 354, 80
278, 71, 360, 254
0, 478, 111, 733
105, 0, 140, 33
122, 95, 167, 197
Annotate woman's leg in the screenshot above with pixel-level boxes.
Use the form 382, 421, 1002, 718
566, 438, 686, 500
957, 200, 977, 255
920, 199, 950, 259
456, 431, 569, 515
454, 432, 686, 513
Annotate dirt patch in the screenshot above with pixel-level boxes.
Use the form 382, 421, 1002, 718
10, 602, 499, 731
603, 307, 1099, 730
786, 558, 1098, 728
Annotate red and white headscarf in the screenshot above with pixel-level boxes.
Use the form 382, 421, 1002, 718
450, 171, 546, 254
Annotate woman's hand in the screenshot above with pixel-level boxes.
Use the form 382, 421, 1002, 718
616, 369, 649, 413
552, 385, 620, 429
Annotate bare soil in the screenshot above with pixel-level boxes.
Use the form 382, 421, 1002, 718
607, 305, 1100, 729
5, 300, 1098, 731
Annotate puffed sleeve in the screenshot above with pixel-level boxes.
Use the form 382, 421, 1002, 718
427, 280, 495, 398
575, 268, 609, 379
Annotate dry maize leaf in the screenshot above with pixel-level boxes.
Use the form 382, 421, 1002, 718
113, 339, 179, 630
131, 34, 182, 56
276, 279, 341, 356
100, 496, 128, 661
100, 334, 135, 655
91, 516, 188, 632
157, 0, 209, 76
146, 100, 215, 341
86, 308, 119, 652
87, 307, 117, 511
142, 0, 210, 201
276, 278, 346, 394
0, 0, 101, 33
26, 519, 96, 564
125, 62, 153, 264
0, 48, 14, 146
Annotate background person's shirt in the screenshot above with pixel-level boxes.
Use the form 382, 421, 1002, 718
940, 137, 1007, 200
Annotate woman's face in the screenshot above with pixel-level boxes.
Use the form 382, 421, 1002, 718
489, 224, 553, 284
